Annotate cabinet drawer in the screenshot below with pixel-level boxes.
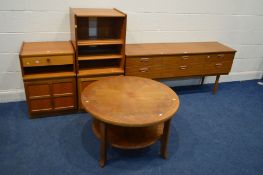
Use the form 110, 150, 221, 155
25, 81, 50, 98
163, 54, 205, 65
125, 66, 163, 79
164, 64, 204, 77
22, 55, 73, 67
52, 79, 75, 95
204, 61, 233, 74
126, 56, 162, 67
53, 96, 75, 110
29, 98, 52, 113
205, 53, 234, 62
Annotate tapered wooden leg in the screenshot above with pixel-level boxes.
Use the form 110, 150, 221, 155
99, 122, 107, 167
213, 75, 220, 95
160, 119, 172, 159
200, 76, 205, 85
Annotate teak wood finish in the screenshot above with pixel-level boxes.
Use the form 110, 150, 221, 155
81, 76, 180, 167
125, 42, 236, 94
19, 41, 77, 117
70, 8, 127, 109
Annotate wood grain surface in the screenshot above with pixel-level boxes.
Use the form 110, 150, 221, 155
81, 76, 180, 127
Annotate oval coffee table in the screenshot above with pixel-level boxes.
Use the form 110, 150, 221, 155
81, 76, 180, 167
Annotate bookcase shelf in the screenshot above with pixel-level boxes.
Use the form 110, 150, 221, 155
70, 8, 127, 109
78, 54, 122, 61
77, 39, 123, 46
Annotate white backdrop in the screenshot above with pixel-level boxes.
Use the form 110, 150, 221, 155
0, 0, 263, 102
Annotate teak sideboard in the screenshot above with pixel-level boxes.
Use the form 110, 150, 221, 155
125, 42, 236, 94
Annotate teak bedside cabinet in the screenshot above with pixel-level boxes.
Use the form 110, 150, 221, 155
70, 8, 127, 109
19, 41, 77, 117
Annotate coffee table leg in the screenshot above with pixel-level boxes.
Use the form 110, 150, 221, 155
160, 119, 172, 159
99, 122, 107, 167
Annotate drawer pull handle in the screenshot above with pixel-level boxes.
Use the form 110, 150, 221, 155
140, 58, 149, 62
207, 55, 211, 58
182, 56, 189, 60
217, 54, 225, 58
139, 68, 149, 72
46, 58, 51, 62
35, 60, 40, 64
215, 63, 223, 67
179, 66, 188, 70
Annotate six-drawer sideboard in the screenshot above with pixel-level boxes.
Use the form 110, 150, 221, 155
125, 42, 236, 94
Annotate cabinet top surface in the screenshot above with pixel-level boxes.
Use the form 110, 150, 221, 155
20, 41, 74, 57
70, 8, 125, 17
81, 76, 179, 127
126, 42, 236, 56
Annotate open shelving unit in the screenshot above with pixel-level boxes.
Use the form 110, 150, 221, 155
70, 8, 127, 109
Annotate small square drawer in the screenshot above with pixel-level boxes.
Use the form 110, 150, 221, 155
22, 55, 73, 67
29, 98, 52, 113
52, 78, 75, 96
53, 96, 75, 110
26, 82, 50, 98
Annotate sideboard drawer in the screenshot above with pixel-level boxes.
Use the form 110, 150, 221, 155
125, 66, 163, 78
205, 61, 233, 74
164, 64, 204, 77
126, 56, 162, 67
205, 53, 234, 62
164, 55, 205, 65
22, 55, 73, 67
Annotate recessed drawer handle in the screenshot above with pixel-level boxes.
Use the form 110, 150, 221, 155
217, 54, 225, 58
139, 67, 149, 72
179, 66, 188, 70
46, 58, 51, 62
140, 58, 149, 62
182, 56, 189, 60
215, 63, 223, 67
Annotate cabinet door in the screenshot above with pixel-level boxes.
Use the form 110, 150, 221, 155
52, 78, 76, 111
25, 80, 52, 114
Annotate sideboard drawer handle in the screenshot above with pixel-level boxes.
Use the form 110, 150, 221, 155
46, 58, 51, 62
217, 54, 225, 58
139, 67, 149, 72
35, 60, 40, 64
215, 63, 223, 67
140, 57, 149, 62
182, 56, 189, 60
179, 65, 188, 70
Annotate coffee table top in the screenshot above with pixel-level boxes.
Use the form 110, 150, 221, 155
81, 76, 180, 127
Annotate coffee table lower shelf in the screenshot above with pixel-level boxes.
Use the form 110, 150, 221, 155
92, 119, 164, 149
